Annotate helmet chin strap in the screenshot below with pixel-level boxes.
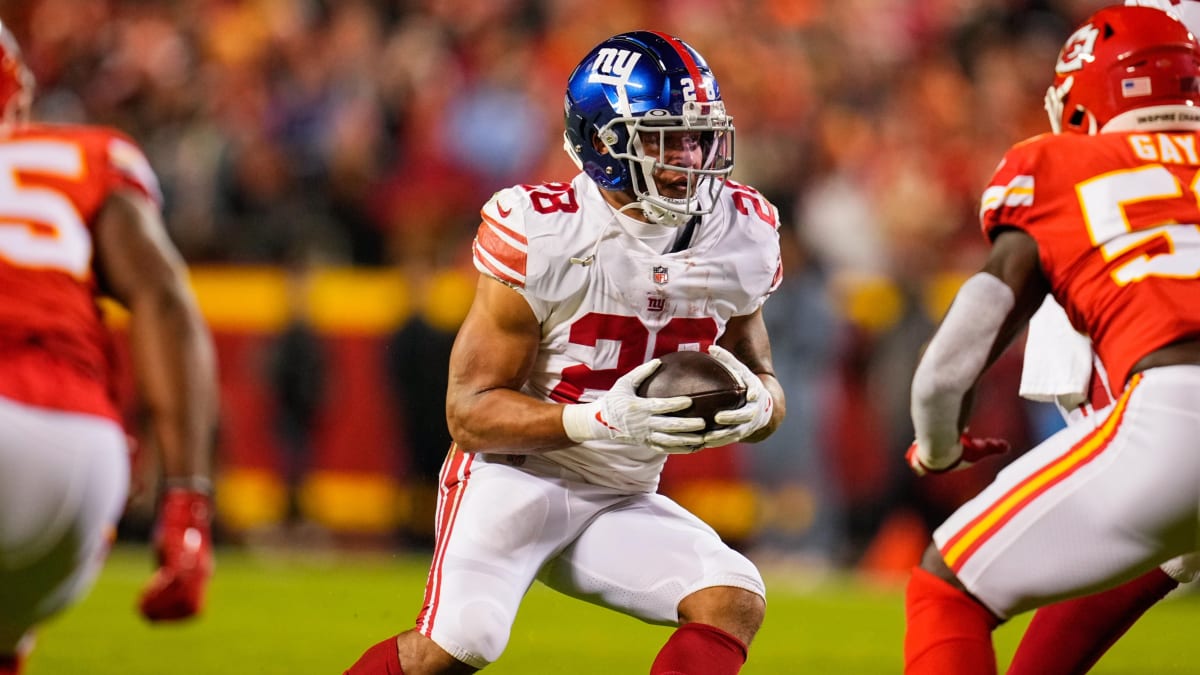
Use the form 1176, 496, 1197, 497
1044, 76, 1074, 134
638, 199, 690, 227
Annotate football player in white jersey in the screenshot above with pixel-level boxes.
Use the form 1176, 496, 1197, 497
345, 31, 785, 675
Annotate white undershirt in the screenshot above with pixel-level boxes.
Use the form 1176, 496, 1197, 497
612, 207, 677, 253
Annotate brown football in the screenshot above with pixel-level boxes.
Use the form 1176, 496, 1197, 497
635, 350, 747, 432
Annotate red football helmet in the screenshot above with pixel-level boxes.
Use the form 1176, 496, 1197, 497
0, 21, 33, 125
1045, 5, 1200, 134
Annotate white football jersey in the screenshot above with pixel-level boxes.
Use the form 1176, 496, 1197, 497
472, 173, 782, 492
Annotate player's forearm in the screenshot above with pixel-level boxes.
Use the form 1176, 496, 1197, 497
910, 273, 1013, 468
446, 387, 575, 454
129, 285, 218, 484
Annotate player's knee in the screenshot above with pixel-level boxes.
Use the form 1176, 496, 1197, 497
397, 630, 485, 673
419, 604, 513, 669
678, 586, 766, 644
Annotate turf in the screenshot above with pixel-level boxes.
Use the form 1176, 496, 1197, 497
24, 545, 1200, 674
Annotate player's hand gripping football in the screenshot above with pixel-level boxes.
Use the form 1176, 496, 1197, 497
698, 345, 774, 449
906, 433, 1011, 477
562, 359, 706, 453
139, 488, 214, 622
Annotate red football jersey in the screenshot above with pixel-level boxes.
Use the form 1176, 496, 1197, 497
982, 130, 1200, 392
0, 123, 161, 420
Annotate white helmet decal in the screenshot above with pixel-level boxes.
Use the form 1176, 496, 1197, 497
1057, 24, 1100, 74
588, 49, 642, 116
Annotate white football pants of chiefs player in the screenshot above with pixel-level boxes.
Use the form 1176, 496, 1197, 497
416, 449, 765, 669
935, 364, 1200, 619
0, 396, 130, 653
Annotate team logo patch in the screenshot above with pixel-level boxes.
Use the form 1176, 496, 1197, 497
652, 265, 669, 285
647, 294, 666, 313
1056, 23, 1099, 74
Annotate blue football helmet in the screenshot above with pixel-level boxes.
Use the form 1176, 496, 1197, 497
564, 31, 734, 226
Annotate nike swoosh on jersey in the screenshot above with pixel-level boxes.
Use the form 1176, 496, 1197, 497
474, 213, 528, 287
497, 201, 512, 218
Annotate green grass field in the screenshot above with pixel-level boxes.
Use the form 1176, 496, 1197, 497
23, 544, 1200, 674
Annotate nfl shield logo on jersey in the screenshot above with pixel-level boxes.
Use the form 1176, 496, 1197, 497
652, 265, 669, 285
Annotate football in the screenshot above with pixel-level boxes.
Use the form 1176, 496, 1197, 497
636, 350, 747, 432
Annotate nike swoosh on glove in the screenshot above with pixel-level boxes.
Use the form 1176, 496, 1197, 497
562, 358, 706, 453
139, 488, 214, 621
699, 345, 774, 449
906, 433, 1011, 477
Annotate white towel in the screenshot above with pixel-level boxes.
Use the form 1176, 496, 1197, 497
1019, 295, 1093, 410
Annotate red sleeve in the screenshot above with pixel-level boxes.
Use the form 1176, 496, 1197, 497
978, 138, 1043, 243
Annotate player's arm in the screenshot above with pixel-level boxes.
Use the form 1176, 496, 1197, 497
445, 275, 703, 454
445, 275, 572, 453
702, 308, 785, 446
96, 189, 217, 494
94, 188, 218, 621
908, 228, 1048, 474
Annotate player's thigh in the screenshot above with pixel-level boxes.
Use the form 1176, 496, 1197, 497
419, 455, 608, 668
0, 399, 129, 649
934, 370, 1200, 618
540, 492, 764, 625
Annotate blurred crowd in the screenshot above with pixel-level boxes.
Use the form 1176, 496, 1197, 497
0, 0, 1121, 567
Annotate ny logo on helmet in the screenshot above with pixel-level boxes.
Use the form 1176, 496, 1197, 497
1057, 23, 1100, 73
590, 48, 641, 86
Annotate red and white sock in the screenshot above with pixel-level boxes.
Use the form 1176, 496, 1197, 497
650, 622, 748, 675
904, 566, 999, 675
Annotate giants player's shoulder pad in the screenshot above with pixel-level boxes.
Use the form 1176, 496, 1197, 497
472, 179, 596, 302
713, 179, 784, 298
718, 179, 782, 237
978, 133, 1059, 242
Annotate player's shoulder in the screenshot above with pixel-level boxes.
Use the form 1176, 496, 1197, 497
474, 175, 596, 292
13, 122, 139, 149
980, 133, 1061, 207
713, 179, 781, 243
0, 123, 161, 203
991, 131, 1118, 177
14, 122, 156, 180
990, 133, 1056, 174
481, 177, 592, 233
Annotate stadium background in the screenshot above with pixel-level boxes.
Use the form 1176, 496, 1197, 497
0, 0, 1128, 571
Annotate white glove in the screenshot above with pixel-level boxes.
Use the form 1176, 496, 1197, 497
699, 345, 774, 448
562, 359, 706, 452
